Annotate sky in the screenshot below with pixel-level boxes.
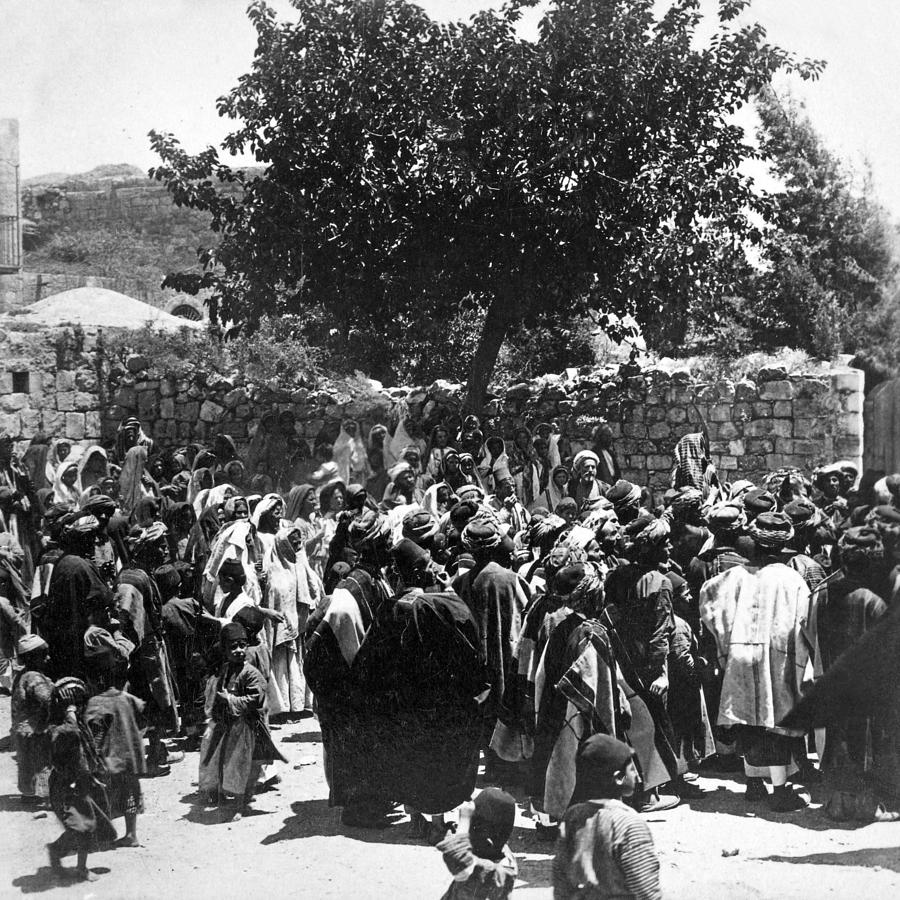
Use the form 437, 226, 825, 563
1, 0, 899, 214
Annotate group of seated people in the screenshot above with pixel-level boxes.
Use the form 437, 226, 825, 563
2, 409, 899, 887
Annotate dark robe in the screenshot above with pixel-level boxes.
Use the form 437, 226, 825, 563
351, 589, 486, 813
44, 554, 112, 679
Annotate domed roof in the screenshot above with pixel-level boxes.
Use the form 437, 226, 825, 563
11, 287, 204, 332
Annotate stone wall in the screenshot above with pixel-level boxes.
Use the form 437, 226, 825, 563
0, 323, 863, 490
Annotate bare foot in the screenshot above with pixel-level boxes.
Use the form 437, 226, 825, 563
115, 835, 142, 848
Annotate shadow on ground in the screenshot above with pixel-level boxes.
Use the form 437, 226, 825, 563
12, 865, 111, 894
759, 847, 900, 872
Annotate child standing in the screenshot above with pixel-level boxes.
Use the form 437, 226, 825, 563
552, 734, 661, 900
11, 635, 53, 802
437, 788, 518, 900
84, 659, 147, 848
198, 622, 284, 819
47, 677, 116, 882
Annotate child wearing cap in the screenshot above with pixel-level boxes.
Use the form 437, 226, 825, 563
437, 787, 518, 899
11, 634, 53, 802
552, 734, 662, 900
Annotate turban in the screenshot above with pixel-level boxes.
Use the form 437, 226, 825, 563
554, 562, 604, 612
461, 519, 503, 553
348, 509, 389, 550
456, 484, 485, 503
81, 494, 116, 517
529, 513, 567, 545
868, 505, 900, 526
54, 676, 89, 706
572, 450, 599, 473
625, 512, 669, 550
402, 509, 439, 544
220, 621, 248, 647
728, 480, 756, 502
128, 521, 168, 550
743, 489, 777, 518
707, 502, 746, 535
606, 480, 642, 510
670, 487, 703, 516
388, 461, 413, 482
63, 513, 100, 536
545, 543, 588, 578
783, 498, 819, 529
17, 634, 48, 656
748, 511, 794, 549
839, 526, 884, 566
392, 537, 431, 571
449, 500, 479, 531
885, 474, 900, 498
218, 558, 246, 581
813, 462, 844, 488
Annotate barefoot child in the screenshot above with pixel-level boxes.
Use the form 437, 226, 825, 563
437, 787, 518, 899
84, 655, 146, 848
198, 622, 284, 818
47, 677, 116, 882
11, 635, 53, 803
552, 734, 661, 900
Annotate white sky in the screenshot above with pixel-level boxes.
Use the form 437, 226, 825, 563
1, 0, 898, 215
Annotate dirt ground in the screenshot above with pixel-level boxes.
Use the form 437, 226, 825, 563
1, 699, 899, 900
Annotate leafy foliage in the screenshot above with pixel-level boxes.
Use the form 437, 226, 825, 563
150, 0, 822, 404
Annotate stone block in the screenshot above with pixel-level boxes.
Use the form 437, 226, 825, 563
137, 392, 157, 418
20, 408, 41, 433
126, 353, 150, 373
759, 380, 793, 401
842, 391, 862, 414
665, 407, 687, 424
647, 455, 670, 470
65, 412, 85, 440
793, 377, 829, 399
794, 418, 825, 438
716, 380, 736, 401
791, 439, 820, 456
85, 411, 101, 437
837, 413, 862, 436
718, 422, 740, 440
160, 398, 175, 419
765, 453, 786, 470
734, 379, 758, 402
199, 400, 225, 424
834, 436, 861, 458
627, 454, 646, 468
831, 370, 863, 394
115, 385, 136, 408
719, 455, 738, 470
56, 392, 75, 412
176, 401, 199, 422
74, 392, 96, 411
0, 412, 21, 437
751, 402, 773, 418
41, 410, 64, 434
757, 365, 788, 382
727, 440, 745, 457
75, 369, 98, 392
708, 404, 732, 423
747, 438, 774, 454
645, 406, 666, 424
1, 393, 27, 412
223, 388, 247, 409
775, 438, 795, 455
732, 402, 752, 421
55, 371, 76, 392
160, 378, 177, 398
648, 423, 669, 440
624, 424, 648, 438
773, 401, 792, 417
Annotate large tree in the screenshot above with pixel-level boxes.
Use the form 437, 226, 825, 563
151, 0, 821, 406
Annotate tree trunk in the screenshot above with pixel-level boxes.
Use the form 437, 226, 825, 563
465, 291, 517, 412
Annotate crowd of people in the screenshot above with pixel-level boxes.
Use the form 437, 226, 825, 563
2, 409, 899, 895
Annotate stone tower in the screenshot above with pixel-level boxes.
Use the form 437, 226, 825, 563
0, 119, 21, 273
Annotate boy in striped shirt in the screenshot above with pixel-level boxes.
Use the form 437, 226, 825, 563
553, 735, 662, 900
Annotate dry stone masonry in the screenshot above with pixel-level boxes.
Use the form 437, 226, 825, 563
0, 320, 863, 493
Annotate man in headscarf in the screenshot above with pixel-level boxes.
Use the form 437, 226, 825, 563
332, 419, 370, 487
591, 421, 622, 485
699, 511, 813, 812
671, 432, 719, 503
567, 451, 611, 514
43, 513, 112, 680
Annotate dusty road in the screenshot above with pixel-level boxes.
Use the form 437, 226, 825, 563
1, 700, 899, 900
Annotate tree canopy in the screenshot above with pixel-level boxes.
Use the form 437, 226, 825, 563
150, 0, 822, 406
